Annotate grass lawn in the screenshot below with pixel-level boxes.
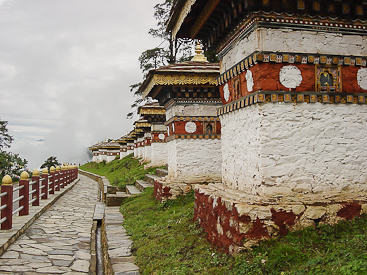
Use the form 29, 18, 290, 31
82, 155, 367, 274
79, 154, 164, 188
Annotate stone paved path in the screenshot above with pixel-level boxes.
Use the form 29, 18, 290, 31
0, 174, 98, 274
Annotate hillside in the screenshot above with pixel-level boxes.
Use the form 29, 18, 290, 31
80, 157, 367, 275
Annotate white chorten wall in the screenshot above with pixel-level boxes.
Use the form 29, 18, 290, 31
165, 103, 222, 183
167, 139, 222, 183
221, 103, 367, 197
221, 28, 367, 73
150, 124, 167, 167
126, 142, 134, 156
133, 140, 138, 158
99, 149, 107, 162
150, 142, 167, 167
120, 146, 127, 159
144, 145, 151, 162
106, 149, 119, 163
92, 153, 99, 162
137, 137, 144, 159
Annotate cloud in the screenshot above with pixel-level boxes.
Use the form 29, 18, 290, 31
0, 0, 160, 169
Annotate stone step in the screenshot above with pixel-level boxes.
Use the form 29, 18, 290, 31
135, 180, 153, 192
145, 174, 161, 185
156, 168, 168, 177
106, 192, 130, 207
125, 185, 142, 195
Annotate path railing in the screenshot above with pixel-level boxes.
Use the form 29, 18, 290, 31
0, 165, 78, 230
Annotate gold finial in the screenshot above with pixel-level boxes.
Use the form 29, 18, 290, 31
50, 166, 55, 173
56, 166, 60, 171
2, 175, 12, 185
33, 169, 40, 176
191, 41, 208, 62
42, 168, 48, 175
20, 171, 29, 180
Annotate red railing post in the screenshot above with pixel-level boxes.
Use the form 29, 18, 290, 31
41, 168, 48, 200
19, 171, 29, 216
1, 175, 13, 230
55, 166, 60, 191
60, 166, 66, 188
32, 169, 40, 206
49, 166, 55, 195
76, 165, 79, 180
65, 166, 69, 186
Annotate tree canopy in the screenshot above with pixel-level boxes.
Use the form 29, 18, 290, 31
127, 0, 195, 119
40, 156, 61, 170
0, 118, 28, 181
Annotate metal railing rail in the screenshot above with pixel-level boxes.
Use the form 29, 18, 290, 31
0, 165, 78, 230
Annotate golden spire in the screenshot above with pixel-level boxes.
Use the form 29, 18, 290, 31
191, 42, 208, 62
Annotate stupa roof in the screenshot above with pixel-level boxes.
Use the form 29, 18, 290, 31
139, 43, 219, 99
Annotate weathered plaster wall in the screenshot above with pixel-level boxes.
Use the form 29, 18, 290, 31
152, 124, 166, 131
221, 103, 367, 196
166, 104, 219, 120
167, 138, 222, 183
194, 184, 367, 254
144, 145, 151, 162
221, 28, 367, 73
150, 142, 167, 167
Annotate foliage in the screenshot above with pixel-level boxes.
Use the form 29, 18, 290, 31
0, 118, 28, 182
121, 189, 367, 275
120, 189, 233, 275
0, 119, 13, 151
79, 154, 165, 189
40, 156, 61, 170
127, 0, 194, 119
0, 152, 28, 182
87, 156, 367, 274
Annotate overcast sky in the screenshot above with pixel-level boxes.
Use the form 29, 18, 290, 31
0, 0, 162, 169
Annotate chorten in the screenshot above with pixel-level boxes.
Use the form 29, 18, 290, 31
138, 103, 168, 167
139, 43, 222, 200
168, 0, 367, 253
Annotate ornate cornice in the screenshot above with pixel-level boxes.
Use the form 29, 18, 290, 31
142, 74, 218, 99
217, 51, 367, 86
218, 91, 367, 116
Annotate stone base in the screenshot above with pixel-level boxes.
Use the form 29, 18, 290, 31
194, 183, 367, 254
153, 179, 191, 202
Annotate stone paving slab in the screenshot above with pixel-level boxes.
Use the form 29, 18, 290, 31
0, 178, 80, 257
0, 174, 98, 274
105, 207, 139, 275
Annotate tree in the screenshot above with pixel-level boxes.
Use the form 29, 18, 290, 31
40, 156, 61, 170
0, 119, 13, 151
0, 118, 28, 181
0, 152, 28, 180
127, 0, 194, 119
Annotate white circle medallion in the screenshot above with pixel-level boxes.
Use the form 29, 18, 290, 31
357, 68, 367, 90
223, 83, 230, 102
279, 65, 302, 89
158, 133, 165, 140
185, 121, 197, 133
245, 70, 254, 92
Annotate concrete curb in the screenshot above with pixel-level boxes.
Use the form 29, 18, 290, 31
0, 178, 80, 257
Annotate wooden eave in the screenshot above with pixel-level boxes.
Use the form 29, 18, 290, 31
168, 0, 367, 50
139, 64, 219, 99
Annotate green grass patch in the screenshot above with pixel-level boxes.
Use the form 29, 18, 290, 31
121, 189, 367, 274
86, 157, 367, 274
120, 189, 234, 275
79, 154, 165, 188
